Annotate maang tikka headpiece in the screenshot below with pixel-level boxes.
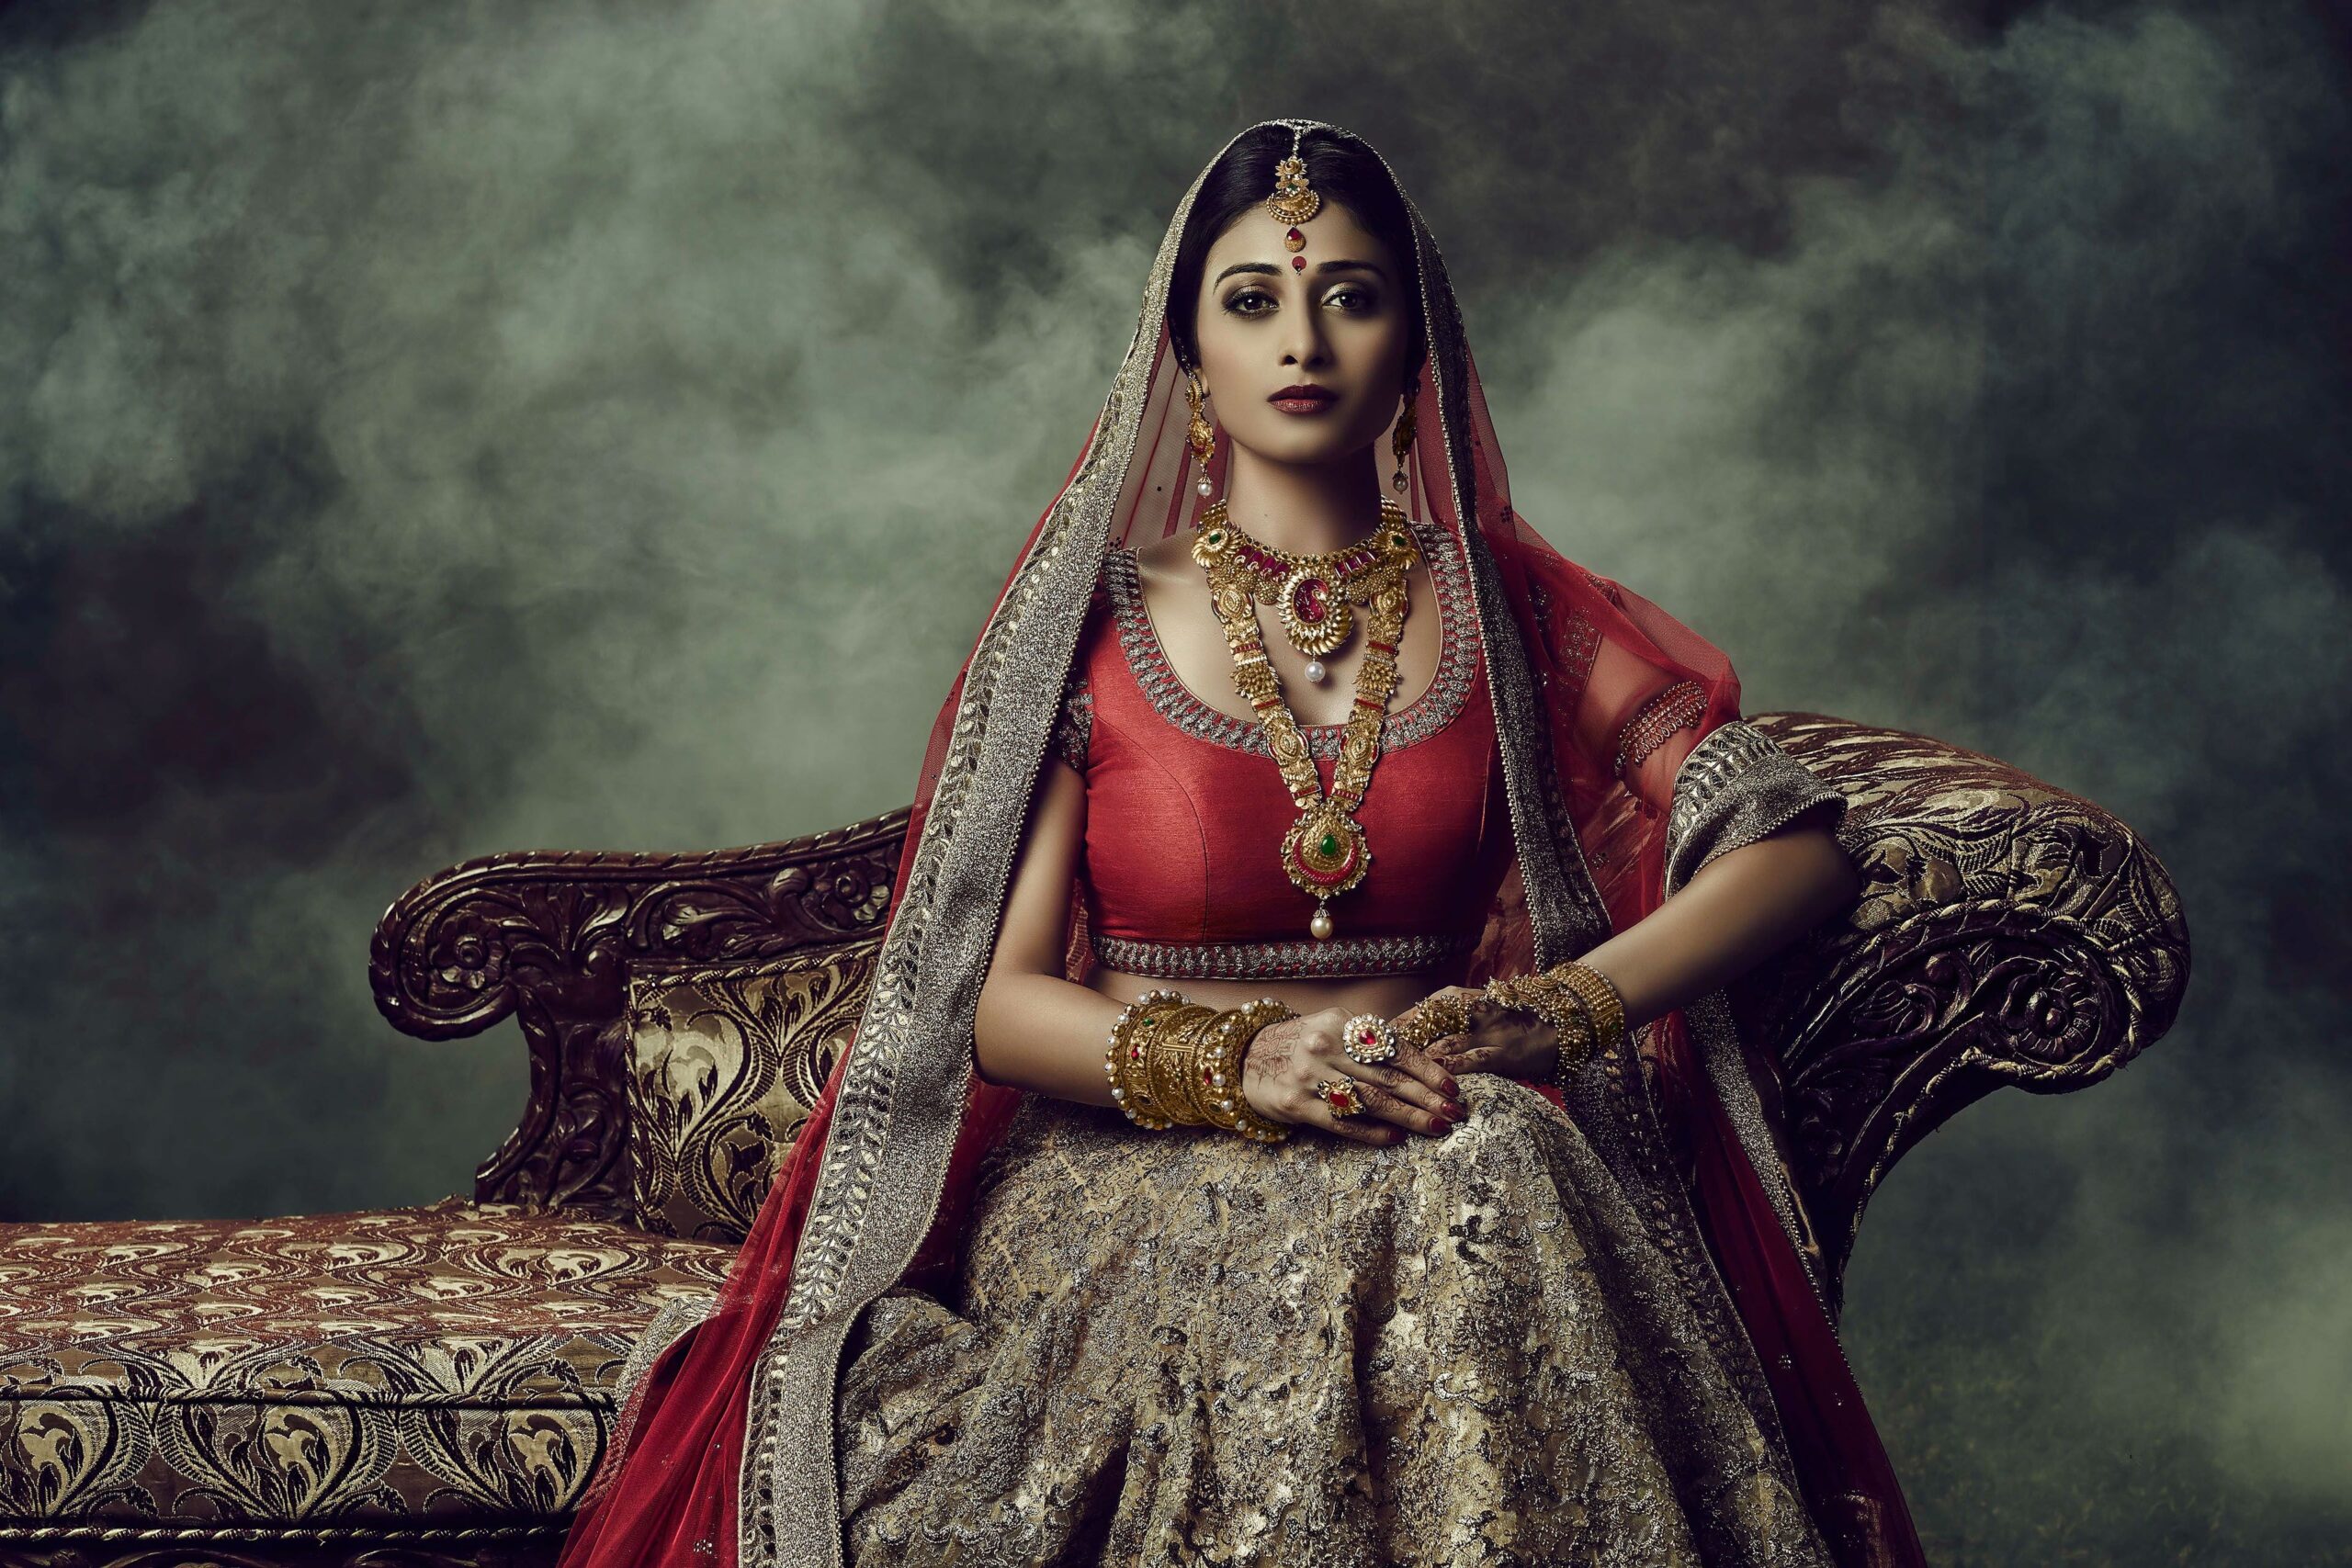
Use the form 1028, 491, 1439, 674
1266, 123, 1319, 264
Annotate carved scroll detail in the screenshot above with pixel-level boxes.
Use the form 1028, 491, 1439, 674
369, 810, 910, 1215
1731, 714, 2190, 1313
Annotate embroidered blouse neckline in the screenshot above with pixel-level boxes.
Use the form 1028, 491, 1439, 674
1102, 517, 1481, 760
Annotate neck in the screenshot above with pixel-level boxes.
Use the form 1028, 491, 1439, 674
1218, 446, 1387, 555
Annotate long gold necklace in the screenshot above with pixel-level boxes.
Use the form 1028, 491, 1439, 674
1193, 498, 1416, 682
1192, 514, 1419, 941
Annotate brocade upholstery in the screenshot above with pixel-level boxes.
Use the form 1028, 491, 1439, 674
625, 938, 879, 1243
0, 1199, 731, 1543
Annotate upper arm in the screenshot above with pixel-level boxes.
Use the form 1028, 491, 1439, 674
989, 751, 1088, 981
989, 581, 1101, 982
1572, 635, 1715, 816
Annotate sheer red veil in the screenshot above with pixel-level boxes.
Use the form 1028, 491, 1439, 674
556, 118, 1925, 1568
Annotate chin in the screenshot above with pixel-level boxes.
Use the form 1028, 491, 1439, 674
1239, 423, 1376, 468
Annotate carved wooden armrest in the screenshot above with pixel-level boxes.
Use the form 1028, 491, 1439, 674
1729, 713, 2191, 1312
369, 809, 910, 1217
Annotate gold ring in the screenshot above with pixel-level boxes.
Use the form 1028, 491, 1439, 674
1316, 1077, 1364, 1118
1339, 1012, 1399, 1066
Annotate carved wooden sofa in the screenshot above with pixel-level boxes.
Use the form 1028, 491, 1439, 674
0, 713, 2188, 1568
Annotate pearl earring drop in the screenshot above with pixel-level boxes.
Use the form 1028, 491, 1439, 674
1185, 370, 1216, 497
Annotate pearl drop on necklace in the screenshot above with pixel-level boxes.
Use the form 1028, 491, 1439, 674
1303, 659, 1327, 683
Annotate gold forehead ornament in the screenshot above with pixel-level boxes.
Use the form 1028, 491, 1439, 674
1267, 125, 1318, 266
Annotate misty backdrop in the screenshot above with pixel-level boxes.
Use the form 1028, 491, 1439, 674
2, 0, 2346, 1562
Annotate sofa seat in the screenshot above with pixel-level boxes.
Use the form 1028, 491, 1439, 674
0, 1197, 731, 1552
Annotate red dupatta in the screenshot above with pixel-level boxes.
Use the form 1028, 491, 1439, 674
556, 118, 1923, 1568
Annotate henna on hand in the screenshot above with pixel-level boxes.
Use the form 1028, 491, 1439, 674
1243, 1011, 1385, 1144
1242, 1010, 1456, 1144
1424, 993, 1556, 1080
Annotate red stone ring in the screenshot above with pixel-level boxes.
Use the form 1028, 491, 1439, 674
1316, 1077, 1366, 1118
1340, 1013, 1399, 1066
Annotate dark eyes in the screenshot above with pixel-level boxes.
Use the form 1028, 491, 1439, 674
1225, 285, 1377, 316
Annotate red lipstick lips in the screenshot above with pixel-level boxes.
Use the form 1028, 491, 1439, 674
1269, 383, 1335, 413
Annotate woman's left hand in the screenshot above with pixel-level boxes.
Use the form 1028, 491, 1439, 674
1397, 986, 1555, 1080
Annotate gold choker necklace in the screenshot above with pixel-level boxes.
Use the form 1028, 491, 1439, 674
1190, 500, 1417, 682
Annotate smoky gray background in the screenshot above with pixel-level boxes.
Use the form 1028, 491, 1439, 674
2, 0, 2345, 1561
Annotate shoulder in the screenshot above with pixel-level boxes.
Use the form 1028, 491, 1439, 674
1049, 554, 1117, 773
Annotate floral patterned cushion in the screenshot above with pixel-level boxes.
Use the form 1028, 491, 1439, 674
0, 1198, 731, 1536
625, 939, 878, 1244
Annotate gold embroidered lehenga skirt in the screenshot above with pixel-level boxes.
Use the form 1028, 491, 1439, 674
834, 1072, 1836, 1566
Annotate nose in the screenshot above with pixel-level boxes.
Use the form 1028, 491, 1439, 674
1279, 291, 1331, 369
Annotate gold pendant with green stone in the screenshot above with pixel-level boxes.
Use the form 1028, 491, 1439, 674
1282, 800, 1371, 939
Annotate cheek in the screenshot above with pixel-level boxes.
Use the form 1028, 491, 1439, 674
1347, 314, 1411, 377
1193, 338, 1247, 403
1320, 320, 1408, 407
1193, 296, 1247, 367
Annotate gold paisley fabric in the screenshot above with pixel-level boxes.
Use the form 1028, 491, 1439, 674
625, 939, 876, 1243
837, 1074, 1835, 1566
0, 1199, 732, 1533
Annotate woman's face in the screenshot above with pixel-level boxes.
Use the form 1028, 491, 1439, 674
1190, 200, 1411, 471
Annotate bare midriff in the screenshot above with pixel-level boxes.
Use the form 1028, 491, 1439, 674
1086, 962, 1466, 1023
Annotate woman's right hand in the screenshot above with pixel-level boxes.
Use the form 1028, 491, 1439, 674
1239, 1007, 1467, 1146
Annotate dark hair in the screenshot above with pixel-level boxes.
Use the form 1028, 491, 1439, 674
1168, 125, 1426, 382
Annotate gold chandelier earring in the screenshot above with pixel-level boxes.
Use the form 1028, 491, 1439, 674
1391, 371, 1419, 495
1186, 369, 1217, 499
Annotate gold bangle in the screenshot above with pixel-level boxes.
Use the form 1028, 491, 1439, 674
1188, 1003, 1255, 1126
1105, 988, 1187, 1128
1234, 1001, 1295, 1142
1482, 974, 1596, 1082
1103, 991, 1295, 1141
1549, 962, 1626, 1057
1548, 990, 1597, 1082
1143, 1001, 1212, 1123
1199, 998, 1295, 1143
1148, 1003, 1218, 1124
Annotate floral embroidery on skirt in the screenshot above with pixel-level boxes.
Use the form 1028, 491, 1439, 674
837, 1072, 1832, 1566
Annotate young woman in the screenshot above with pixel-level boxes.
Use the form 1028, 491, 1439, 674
557, 118, 1927, 1568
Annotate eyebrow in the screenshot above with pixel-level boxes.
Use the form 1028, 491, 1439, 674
1213, 259, 1389, 285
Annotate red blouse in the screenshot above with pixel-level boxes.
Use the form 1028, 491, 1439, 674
1051, 528, 1517, 980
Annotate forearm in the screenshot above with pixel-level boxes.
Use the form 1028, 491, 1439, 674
1576, 823, 1859, 1031
973, 969, 1128, 1107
